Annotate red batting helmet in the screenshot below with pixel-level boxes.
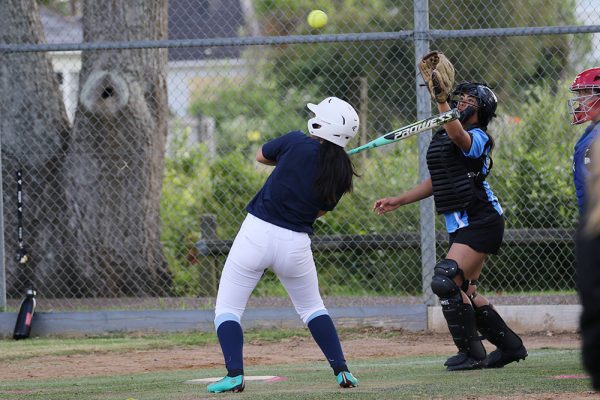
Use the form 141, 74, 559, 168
568, 67, 600, 125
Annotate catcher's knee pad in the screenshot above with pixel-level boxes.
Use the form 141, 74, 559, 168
431, 259, 462, 300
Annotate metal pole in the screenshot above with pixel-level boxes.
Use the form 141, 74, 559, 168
414, 0, 437, 307
359, 77, 369, 160
0, 130, 6, 311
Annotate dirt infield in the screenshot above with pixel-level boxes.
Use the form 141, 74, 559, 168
0, 331, 582, 381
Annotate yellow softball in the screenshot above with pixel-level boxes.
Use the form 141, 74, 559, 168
307, 10, 328, 29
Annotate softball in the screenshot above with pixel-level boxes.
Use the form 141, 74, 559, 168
307, 10, 328, 29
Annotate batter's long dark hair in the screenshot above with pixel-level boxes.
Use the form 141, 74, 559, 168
314, 140, 360, 204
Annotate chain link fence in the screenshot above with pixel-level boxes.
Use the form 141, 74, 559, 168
1, 0, 598, 311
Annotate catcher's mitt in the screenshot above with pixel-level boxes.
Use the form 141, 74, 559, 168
419, 51, 455, 103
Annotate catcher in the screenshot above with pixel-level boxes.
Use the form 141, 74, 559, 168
373, 51, 527, 370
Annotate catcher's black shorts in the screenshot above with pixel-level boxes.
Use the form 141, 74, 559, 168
448, 214, 505, 255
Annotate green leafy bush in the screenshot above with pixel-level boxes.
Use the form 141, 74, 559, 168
160, 125, 213, 295
492, 83, 579, 228
190, 79, 322, 154
161, 81, 581, 296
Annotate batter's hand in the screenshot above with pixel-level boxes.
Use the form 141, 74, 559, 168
372, 197, 402, 215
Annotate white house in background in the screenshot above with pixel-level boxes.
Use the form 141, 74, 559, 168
41, 0, 254, 122
40, 6, 82, 121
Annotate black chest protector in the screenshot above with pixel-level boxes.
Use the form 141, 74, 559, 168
426, 128, 491, 214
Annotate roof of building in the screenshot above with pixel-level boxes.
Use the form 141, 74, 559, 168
40, 0, 245, 61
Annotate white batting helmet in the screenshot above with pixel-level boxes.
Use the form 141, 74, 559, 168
306, 97, 359, 147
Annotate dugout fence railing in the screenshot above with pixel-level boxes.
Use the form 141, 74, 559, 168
0, 0, 598, 314
194, 213, 576, 297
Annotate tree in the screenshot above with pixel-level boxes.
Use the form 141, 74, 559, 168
1, 0, 71, 297
1, 0, 170, 297
255, 0, 586, 132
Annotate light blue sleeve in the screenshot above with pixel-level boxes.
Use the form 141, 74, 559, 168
463, 128, 489, 158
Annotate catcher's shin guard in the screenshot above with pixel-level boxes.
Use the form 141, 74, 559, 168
431, 259, 486, 370
442, 302, 487, 370
475, 304, 528, 368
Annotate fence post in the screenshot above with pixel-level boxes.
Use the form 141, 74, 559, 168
414, 0, 437, 307
0, 139, 5, 311
199, 214, 219, 297
358, 76, 369, 160
199, 114, 216, 159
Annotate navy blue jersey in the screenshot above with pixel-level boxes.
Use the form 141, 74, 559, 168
442, 128, 503, 233
246, 131, 336, 234
573, 121, 600, 215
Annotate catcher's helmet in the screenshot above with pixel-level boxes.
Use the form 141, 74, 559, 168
452, 82, 498, 129
568, 67, 600, 125
307, 97, 359, 147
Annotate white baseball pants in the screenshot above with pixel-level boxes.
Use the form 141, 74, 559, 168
214, 213, 327, 328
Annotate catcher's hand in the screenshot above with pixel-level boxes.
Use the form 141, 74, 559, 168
419, 51, 455, 103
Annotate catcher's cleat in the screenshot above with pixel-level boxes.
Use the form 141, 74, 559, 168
207, 375, 245, 393
336, 371, 358, 388
485, 345, 528, 368
446, 356, 486, 371
444, 351, 469, 367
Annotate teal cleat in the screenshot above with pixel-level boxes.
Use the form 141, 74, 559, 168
207, 375, 245, 393
336, 371, 358, 388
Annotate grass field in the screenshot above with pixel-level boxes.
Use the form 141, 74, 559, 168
0, 331, 593, 400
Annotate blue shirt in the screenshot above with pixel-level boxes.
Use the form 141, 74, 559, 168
442, 128, 503, 233
246, 131, 336, 234
573, 121, 600, 215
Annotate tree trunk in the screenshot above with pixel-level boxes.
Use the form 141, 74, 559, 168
0, 0, 71, 297
61, 0, 170, 296
2, 0, 171, 297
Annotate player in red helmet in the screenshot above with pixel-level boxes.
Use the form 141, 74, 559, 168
569, 67, 600, 215
569, 67, 600, 125
570, 67, 600, 391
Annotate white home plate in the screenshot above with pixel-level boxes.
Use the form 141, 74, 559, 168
185, 376, 287, 384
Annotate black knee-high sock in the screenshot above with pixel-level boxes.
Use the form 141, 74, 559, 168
308, 314, 348, 375
216, 320, 244, 377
